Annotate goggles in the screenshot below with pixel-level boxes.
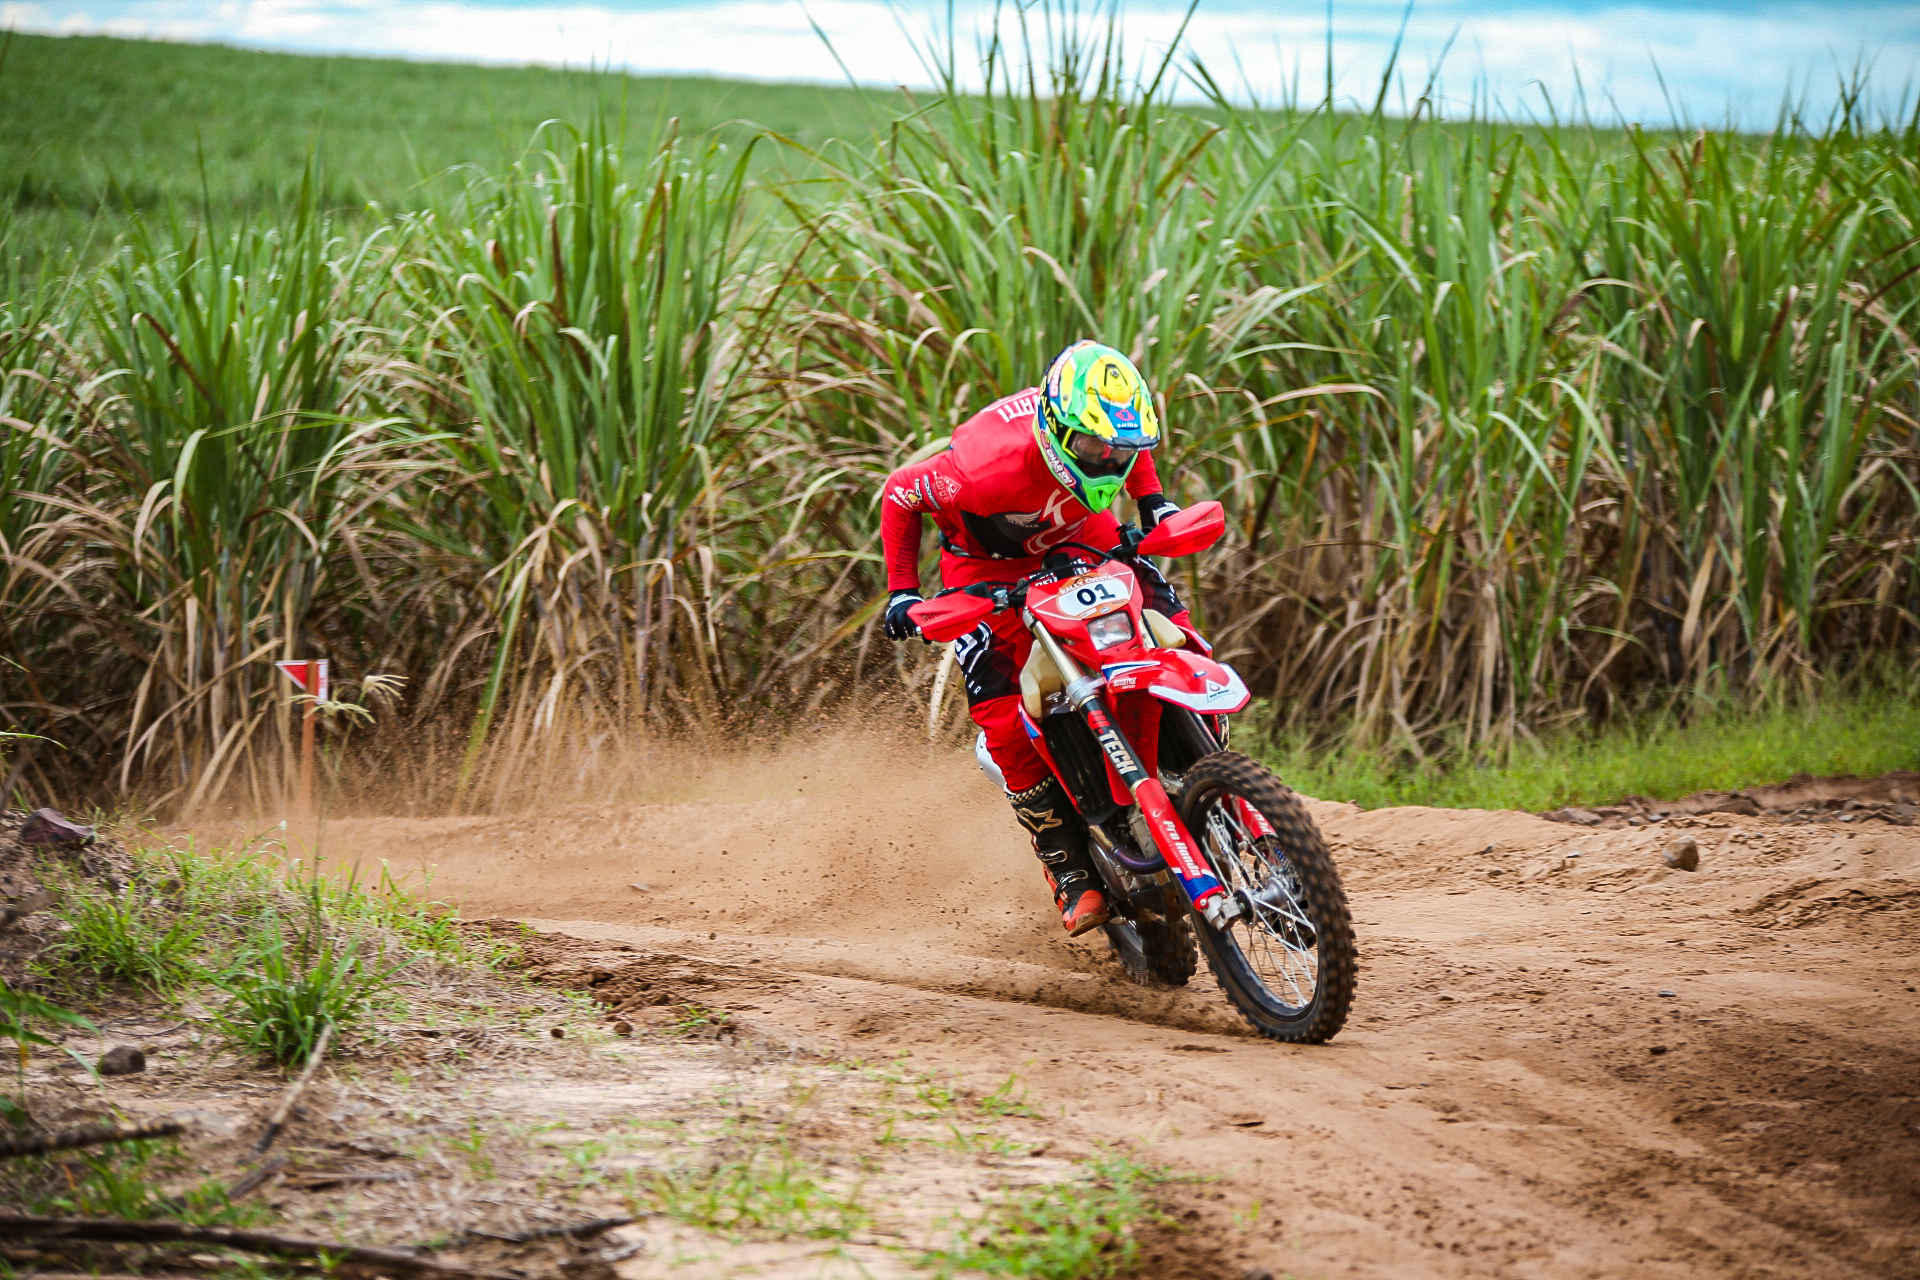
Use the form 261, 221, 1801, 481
1066, 432, 1147, 477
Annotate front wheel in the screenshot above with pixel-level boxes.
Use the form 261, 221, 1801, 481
1180, 753, 1356, 1044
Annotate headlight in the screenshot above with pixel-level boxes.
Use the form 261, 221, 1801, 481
1086, 612, 1135, 650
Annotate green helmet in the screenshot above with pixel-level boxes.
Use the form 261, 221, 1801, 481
1035, 340, 1161, 513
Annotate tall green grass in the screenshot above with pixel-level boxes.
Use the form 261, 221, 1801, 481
394, 122, 768, 793
2, 16, 1919, 808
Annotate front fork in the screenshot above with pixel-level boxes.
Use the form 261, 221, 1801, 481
1027, 618, 1238, 924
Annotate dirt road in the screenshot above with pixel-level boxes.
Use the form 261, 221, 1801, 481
321, 734, 1920, 1278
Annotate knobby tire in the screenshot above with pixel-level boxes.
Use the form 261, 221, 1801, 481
1179, 752, 1357, 1044
1101, 878, 1197, 988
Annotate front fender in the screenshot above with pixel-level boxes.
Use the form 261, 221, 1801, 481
1102, 649, 1251, 714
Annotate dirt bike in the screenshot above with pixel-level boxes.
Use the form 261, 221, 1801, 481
909, 502, 1357, 1044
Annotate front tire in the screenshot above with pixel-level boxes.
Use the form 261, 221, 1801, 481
1180, 753, 1356, 1044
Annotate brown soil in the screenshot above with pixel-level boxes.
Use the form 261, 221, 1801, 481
257, 734, 1920, 1277
1, 807, 132, 981
1542, 769, 1920, 829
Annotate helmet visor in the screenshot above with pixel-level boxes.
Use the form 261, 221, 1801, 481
1066, 432, 1146, 478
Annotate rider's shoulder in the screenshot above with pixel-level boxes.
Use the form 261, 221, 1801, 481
952, 387, 1042, 462
968, 386, 1043, 429
945, 391, 1042, 502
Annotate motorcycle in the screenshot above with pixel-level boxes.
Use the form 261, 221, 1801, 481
910, 501, 1356, 1044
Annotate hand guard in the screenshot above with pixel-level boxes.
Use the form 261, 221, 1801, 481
882, 590, 924, 641
1137, 492, 1181, 532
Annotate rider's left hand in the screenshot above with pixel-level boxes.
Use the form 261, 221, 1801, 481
1138, 493, 1180, 532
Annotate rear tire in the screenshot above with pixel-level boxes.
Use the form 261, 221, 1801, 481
1101, 880, 1197, 989
1180, 752, 1356, 1044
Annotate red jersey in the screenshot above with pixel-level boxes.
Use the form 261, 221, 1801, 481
881, 388, 1164, 593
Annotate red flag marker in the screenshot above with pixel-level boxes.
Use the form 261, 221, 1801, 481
275, 660, 329, 821
275, 659, 330, 704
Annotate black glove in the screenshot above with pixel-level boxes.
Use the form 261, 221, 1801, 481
1137, 492, 1180, 532
883, 590, 924, 641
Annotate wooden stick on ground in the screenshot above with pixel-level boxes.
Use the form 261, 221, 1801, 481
0, 1120, 185, 1160
464, 1216, 634, 1244
251, 1022, 332, 1157
224, 1155, 289, 1201
0, 1217, 517, 1280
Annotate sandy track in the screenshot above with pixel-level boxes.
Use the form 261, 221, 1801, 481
314, 735, 1920, 1278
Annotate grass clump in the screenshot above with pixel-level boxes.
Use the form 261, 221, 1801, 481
640, 1138, 868, 1241
3, 1135, 260, 1224
46, 878, 203, 995
210, 909, 399, 1068
1262, 685, 1920, 812
666, 1002, 730, 1037
975, 1073, 1038, 1119
923, 1152, 1175, 1279
31, 835, 499, 1067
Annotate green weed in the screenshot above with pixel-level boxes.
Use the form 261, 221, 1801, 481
923, 1152, 1175, 1280
911, 1074, 960, 1117
638, 1139, 867, 1241
5, 1137, 258, 1224
938, 1124, 1024, 1157
975, 1073, 1037, 1119
667, 1003, 728, 1037
45, 878, 203, 996
560, 1137, 611, 1187
210, 909, 401, 1067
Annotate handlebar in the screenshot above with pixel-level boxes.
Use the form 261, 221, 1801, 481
907, 500, 1225, 643
951, 527, 1146, 614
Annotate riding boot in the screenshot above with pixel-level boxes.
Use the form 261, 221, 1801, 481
1009, 777, 1111, 936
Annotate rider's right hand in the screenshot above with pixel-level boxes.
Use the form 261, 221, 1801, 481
883, 590, 924, 641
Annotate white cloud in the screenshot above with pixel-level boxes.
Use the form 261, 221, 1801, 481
5, 0, 1917, 128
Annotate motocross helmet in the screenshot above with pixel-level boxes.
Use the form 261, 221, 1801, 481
1035, 340, 1161, 514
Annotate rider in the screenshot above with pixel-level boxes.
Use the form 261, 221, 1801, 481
878, 340, 1207, 937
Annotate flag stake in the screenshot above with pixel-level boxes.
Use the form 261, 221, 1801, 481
274, 660, 330, 823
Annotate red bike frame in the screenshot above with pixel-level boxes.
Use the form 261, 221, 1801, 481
911, 503, 1253, 921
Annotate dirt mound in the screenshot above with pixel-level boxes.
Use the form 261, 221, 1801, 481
470, 920, 796, 1016
1, 806, 133, 980
1543, 769, 1920, 829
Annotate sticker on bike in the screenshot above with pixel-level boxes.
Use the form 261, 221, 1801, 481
1053, 573, 1130, 618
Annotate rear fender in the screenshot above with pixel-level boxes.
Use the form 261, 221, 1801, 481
1104, 649, 1250, 715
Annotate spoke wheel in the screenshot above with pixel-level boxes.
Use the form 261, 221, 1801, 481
1179, 752, 1356, 1044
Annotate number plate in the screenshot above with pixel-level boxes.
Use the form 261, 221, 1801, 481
1054, 573, 1130, 619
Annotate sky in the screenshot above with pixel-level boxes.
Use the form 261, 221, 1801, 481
4, 0, 1918, 129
